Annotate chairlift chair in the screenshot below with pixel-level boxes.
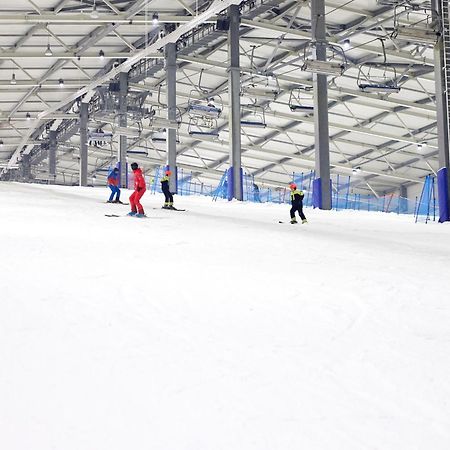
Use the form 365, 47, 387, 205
187, 68, 223, 122
392, 3, 440, 45
241, 104, 266, 128
240, 73, 281, 102
288, 86, 314, 112
301, 42, 347, 76
188, 117, 220, 139
357, 39, 401, 94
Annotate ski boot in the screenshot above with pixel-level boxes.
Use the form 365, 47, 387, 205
290, 218, 297, 224
302, 219, 308, 224
135, 213, 146, 218
114, 199, 124, 204
127, 211, 137, 216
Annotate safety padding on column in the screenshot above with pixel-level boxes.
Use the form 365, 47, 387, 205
437, 167, 450, 223
312, 178, 332, 210
226, 167, 243, 201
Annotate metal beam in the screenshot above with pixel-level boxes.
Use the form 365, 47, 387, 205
433, 0, 450, 218
312, 0, 331, 210
79, 102, 88, 186
118, 71, 128, 188
48, 130, 57, 184
166, 41, 178, 193
228, 4, 242, 200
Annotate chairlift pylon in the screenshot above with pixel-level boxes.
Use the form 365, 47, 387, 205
357, 39, 401, 94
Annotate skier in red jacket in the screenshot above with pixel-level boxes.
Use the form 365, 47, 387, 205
128, 162, 147, 217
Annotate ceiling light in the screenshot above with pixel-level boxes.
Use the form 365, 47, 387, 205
26, 112, 31, 121
58, 78, 64, 87
99, 49, 105, 60
10, 73, 17, 85
45, 44, 53, 56
352, 167, 361, 174
152, 12, 159, 25
90, 3, 100, 19
0, 140, 3, 147
343, 39, 351, 50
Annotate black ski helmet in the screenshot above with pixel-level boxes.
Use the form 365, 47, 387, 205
131, 162, 138, 171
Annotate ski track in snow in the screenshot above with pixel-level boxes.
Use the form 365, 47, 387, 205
1, 182, 450, 450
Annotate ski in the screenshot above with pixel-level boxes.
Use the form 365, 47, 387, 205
105, 214, 120, 217
154, 207, 186, 211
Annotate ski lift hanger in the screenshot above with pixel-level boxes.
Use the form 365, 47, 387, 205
357, 39, 401, 94
240, 46, 281, 102
392, 3, 440, 45
301, 42, 347, 77
288, 86, 314, 112
241, 103, 267, 128
187, 69, 223, 138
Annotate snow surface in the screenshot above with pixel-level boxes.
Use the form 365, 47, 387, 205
1, 182, 450, 450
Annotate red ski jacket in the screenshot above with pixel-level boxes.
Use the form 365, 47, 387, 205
133, 168, 146, 192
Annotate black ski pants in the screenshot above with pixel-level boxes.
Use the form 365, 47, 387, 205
290, 204, 306, 221
163, 188, 173, 204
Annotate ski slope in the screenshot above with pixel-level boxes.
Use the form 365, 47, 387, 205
1, 182, 450, 450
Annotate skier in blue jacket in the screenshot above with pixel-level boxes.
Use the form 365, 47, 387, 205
107, 167, 123, 203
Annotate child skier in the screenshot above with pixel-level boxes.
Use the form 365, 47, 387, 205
128, 162, 146, 217
161, 169, 174, 209
107, 167, 123, 203
289, 183, 307, 224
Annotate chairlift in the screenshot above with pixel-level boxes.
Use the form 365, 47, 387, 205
301, 42, 347, 76
241, 104, 266, 128
240, 73, 281, 101
357, 39, 401, 94
88, 128, 113, 147
188, 117, 220, 139
288, 86, 314, 112
151, 128, 180, 144
187, 69, 223, 127
392, 3, 440, 45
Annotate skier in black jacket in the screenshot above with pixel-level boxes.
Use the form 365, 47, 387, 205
289, 183, 307, 224
161, 169, 174, 209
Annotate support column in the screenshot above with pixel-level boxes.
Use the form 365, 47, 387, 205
79, 102, 88, 187
432, 0, 450, 221
312, 0, 332, 210
21, 154, 31, 180
228, 4, 243, 201
49, 130, 57, 185
119, 71, 128, 188
166, 41, 178, 193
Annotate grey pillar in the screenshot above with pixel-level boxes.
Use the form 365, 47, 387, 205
49, 130, 57, 184
119, 71, 128, 188
228, 4, 242, 200
312, 0, 332, 210
166, 41, 178, 193
21, 154, 31, 180
399, 185, 407, 199
432, 0, 450, 206
79, 102, 88, 187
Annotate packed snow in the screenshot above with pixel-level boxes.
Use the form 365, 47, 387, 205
1, 182, 450, 450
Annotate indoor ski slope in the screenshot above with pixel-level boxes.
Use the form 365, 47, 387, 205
1, 182, 450, 450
